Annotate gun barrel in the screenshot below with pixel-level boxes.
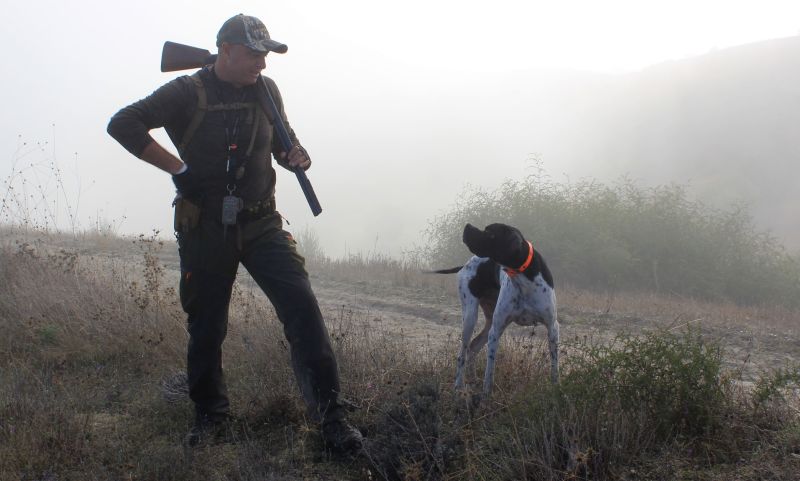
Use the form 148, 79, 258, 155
257, 77, 323, 216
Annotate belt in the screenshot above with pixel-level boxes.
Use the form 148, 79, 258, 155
239, 197, 275, 222
198, 196, 275, 223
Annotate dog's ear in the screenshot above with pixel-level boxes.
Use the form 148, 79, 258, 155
478, 223, 529, 267
486, 223, 523, 240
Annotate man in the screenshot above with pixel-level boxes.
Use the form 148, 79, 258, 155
107, 14, 362, 453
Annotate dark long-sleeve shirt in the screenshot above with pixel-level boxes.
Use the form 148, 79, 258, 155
107, 66, 299, 202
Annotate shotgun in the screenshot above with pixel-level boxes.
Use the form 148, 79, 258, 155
160, 41, 323, 217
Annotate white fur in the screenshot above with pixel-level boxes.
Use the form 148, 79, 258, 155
453, 256, 559, 394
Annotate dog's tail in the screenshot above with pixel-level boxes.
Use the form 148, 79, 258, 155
423, 266, 464, 274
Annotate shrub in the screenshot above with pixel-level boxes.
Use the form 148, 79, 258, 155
423, 170, 800, 307
752, 363, 800, 408
561, 329, 726, 440
490, 329, 730, 479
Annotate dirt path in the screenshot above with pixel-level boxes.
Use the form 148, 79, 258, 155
4, 231, 798, 383
311, 273, 462, 344
309, 271, 800, 383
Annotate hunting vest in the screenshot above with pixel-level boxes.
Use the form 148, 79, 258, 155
178, 72, 260, 158
177, 69, 279, 202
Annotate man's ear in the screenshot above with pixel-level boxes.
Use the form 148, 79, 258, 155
218, 42, 231, 58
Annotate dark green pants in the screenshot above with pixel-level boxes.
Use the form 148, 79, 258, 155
177, 211, 344, 424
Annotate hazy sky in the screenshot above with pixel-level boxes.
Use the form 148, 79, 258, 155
2, 1, 799, 256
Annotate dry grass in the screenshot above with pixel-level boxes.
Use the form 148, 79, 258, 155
558, 284, 800, 335
1, 230, 800, 480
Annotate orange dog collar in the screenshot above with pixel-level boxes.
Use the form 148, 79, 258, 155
504, 241, 534, 277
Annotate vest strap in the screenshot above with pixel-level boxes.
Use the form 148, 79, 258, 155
178, 71, 262, 159
178, 73, 207, 156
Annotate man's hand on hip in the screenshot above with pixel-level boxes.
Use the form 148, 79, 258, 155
172, 166, 200, 196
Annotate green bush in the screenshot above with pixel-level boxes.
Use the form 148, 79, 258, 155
490, 329, 730, 479
561, 329, 726, 439
423, 170, 800, 307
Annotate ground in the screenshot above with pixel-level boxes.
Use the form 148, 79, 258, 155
307, 267, 800, 385
4, 230, 800, 480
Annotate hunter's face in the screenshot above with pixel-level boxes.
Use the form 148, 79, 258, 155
219, 43, 267, 87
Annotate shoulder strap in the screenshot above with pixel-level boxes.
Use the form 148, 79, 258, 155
177, 72, 207, 156
179, 72, 264, 160
243, 101, 260, 157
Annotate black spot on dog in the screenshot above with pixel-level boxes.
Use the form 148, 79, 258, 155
468, 259, 501, 300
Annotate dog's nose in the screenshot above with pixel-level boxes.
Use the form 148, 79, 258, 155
462, 223, 479, 243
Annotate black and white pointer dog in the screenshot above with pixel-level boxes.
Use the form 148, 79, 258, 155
433, 223, 559, 394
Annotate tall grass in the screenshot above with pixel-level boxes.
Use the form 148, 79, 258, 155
295, 225, 437, 289
2, 239, 799, 480
1, 133, 126, 239
423, 168, 800, 307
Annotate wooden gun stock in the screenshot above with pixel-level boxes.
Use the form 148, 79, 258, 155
161, 41, 217, 72
159, 41, 323, 216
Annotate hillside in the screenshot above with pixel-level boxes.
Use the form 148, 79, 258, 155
549, 35, 800, 249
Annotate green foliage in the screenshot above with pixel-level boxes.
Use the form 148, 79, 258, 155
752, 363, 800, 407
562, 329, 726, 439
492, 329, 730, 478
37, 325, 59, 345
423, 168, 800, 307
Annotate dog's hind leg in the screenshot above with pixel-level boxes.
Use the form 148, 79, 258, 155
464, 298, 495, 371
454, 291, 480, 389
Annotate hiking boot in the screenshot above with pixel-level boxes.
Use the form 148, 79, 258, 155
184, 414, 232, 447
322, 419, 363, 454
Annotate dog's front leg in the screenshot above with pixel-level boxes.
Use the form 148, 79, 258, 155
547, 318, 560, 383
455, 292, 479, 389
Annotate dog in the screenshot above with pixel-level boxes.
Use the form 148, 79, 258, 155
432, 223, 559, 394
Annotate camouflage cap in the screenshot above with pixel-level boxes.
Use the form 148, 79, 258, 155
216, 14, 288, 54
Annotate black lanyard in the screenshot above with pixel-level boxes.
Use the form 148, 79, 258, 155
214, 80, 247, 193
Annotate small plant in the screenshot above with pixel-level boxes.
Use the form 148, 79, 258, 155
37, 325, 59, 345
129, 230, 167, 312
1, 133, 83, 236
752, 363, 800, 407
294, 225, 327, 265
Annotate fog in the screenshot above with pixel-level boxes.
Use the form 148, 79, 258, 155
3, 1, 799, 256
